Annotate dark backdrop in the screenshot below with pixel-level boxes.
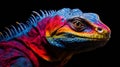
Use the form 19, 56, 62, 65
0, 0, 118, 67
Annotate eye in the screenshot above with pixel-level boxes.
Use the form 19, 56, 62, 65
68, 17, 86, 31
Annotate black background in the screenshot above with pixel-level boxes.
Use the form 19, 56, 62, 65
0, 0, 118, 67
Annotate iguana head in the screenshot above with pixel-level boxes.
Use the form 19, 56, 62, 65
45, 8, 111, 52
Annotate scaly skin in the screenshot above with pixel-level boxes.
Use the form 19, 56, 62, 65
0, 8, 111, 67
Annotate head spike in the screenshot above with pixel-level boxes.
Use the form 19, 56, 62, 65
26, 20, 32, 27
16, 21, 20, 24
28, 18, 33, 24
31, 14, 37, 23
0, 32, 3, 40
50, 10, 53, 14
20, 23, 27, 31
29, 17, 34, 24
18, 23, 25, 31
50, 10, 56, 17
11, 25, 18, 35
5, 27, 12, 37
22, 23, 27, 29
0, 32, 5, 40
29, 16, 36, 26
44, 10, 49, 16
40, 10, 45, 18
32, 11, 41, 17
48, 10, 51, 15
32, 11, 43, 20
0, 32, 2, 35
9, 27, 15, 36
4, 31, 9, 39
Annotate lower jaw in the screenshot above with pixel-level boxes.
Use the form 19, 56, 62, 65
46, 37, 108, 51
59, 40, 108, 52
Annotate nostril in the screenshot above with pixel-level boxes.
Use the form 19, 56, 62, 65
96, 27, 103, 33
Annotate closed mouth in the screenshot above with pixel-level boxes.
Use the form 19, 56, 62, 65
55, 32, 109, 41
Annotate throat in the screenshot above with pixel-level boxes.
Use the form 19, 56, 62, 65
28, 38, 74, 66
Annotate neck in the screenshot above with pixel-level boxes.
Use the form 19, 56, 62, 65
23, 17, 74, 66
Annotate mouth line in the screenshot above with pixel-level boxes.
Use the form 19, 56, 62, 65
55, 32, 108, 41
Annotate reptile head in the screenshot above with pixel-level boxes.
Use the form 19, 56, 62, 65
45, 8, 111, 52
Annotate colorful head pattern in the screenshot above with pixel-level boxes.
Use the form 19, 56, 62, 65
45, 8, 111, 51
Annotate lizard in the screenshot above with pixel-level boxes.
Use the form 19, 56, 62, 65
0, 8, 111, 67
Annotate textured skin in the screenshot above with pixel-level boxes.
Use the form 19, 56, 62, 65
0, 8, 111, 67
